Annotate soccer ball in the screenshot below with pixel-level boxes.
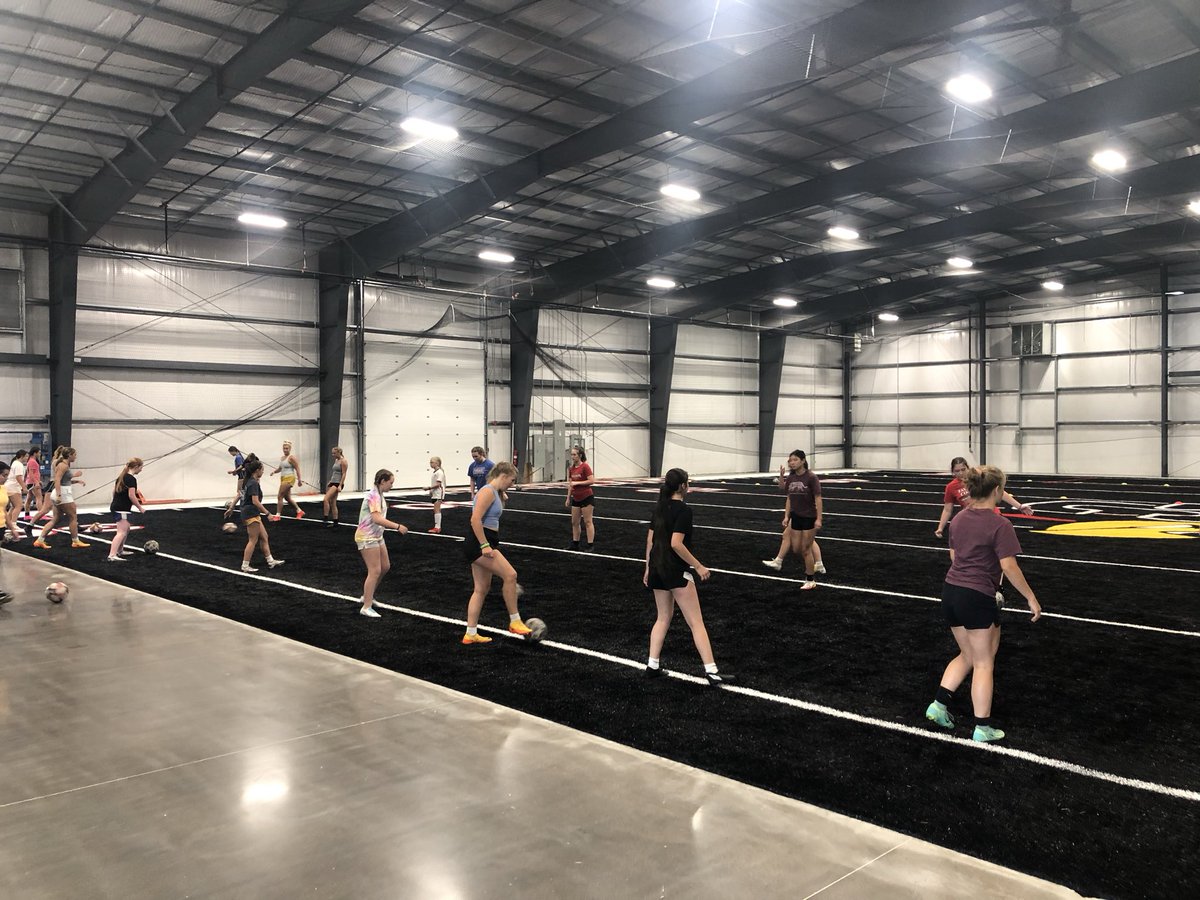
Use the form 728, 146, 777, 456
525, 617, 547, 643
87, 522, 104, 534
144, 540, 160, 555
222, 522, 237, 534
46, 582, 68, 603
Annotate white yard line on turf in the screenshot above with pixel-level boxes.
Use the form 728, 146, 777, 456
501, 507, 1200, 576
69, 532, 1200, 804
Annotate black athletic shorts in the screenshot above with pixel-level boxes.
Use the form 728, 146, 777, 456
647, 567, 695, 592
571, 495, 594, 508
941, 581, 1002, 629
789, 514, 817, 531
463, 527, 501, 563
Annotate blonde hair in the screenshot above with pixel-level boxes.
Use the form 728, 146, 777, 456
113, 457, 143, 494
963, 465, 1006, 500
489, 461, 517, 481
430, 456, 442, 468
53, 445, 75, 466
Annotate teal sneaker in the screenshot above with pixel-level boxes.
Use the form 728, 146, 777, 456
925, 701, 955, 729
972, 725, 1005, 743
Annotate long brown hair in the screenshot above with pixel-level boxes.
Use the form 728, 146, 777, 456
113, 457, 143, 494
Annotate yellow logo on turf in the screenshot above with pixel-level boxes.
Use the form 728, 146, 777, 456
1043, 520, 1200, 540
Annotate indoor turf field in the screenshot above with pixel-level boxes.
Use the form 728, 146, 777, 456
8, 469, 1199, 900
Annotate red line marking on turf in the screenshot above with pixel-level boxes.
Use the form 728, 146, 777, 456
1003, 513, 1076, 522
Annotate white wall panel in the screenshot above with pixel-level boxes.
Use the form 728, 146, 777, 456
771, 427, 817, 463
783, 335, 841, 368
1170, 309, 1200, 344
541, 309, 647, 353
898, 396, 969, 422
899, 428, 972, 471
895, 329, 971, 364
1057, 354, 1159, 388
781, 365, 840, 395
664, 427, 756, 475
668, 392, 756, 424
587, 427, 649, 478
986, 427, 1020, 473
1019, 396, 1055, 428
678, 323, 756, 359
673, 358, 755, 392
1058, 389, 1158, 421
1054, 316, 1157, 354
1058, 425, 1158, 476
73, 371, 317, 424
897, 363, 970, 393
987, 360, 1019, 392
364, 337, 485, 490
852, 366, 897, 395
0, 366, 48, 419
1169, 426, 1200, 477
854, 396, 899, 425
855, 447, 899, 469
1015, 431, 1056, 473
534, 352, 647, 385
1171, 386, 1200, 419
777, 396, 842, 426
855, 338, 896, 368
1020, 359, 1056, 392
988, 393, 1017, 424
531, 391, 647, 426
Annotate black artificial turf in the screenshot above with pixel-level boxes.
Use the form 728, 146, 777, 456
8, 470, 1199, 899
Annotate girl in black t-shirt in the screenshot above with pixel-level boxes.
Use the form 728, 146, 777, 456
643, 468, 732, 686
106, 457, 146, 561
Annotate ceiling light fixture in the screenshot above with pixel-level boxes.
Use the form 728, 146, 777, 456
237, 212, 287, 229
772, 296, 797, 308
400, 117, 459, 142
660, 184, 701, 202
827, 225, 859, 241
947, 256, 974, 269
878, 312, 900, 322
1043, 280, 1064, 291
945, 74, 992, 104
646, 277, 676, 289
1188, 199, 1200, 215
1091, 149, 1126, 172
478, 250, 515, 263
1165, 290, 1185, 296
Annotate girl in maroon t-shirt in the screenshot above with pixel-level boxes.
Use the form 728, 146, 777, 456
762, 452, 827, 576
925, 465, 1042, 743
564, 445, 595, 551
775, 450, 823, 590
934, 456, 1033, 538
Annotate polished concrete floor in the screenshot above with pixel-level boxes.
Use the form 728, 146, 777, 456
0, 549, 1082, 899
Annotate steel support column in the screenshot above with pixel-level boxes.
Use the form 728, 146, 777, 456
758, 331, 786, 472
48, 208, 78, 448
842, 335, 853, 468
318, 247, 350, 480
649, 320, 678, 478
978, 299, 988, 465
510, 299, 539, 481
1161, 264, 1170, 477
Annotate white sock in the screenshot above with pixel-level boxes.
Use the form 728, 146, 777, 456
434, 513, 441, 528
509, 612, 521, 623
704, 663, 719, 674
466, 626, 478, 635
647, 657, 660, 669
267, 556, 275, 563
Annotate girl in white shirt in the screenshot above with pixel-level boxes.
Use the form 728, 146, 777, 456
4, 451, 27, 541
428, 456, 446, 534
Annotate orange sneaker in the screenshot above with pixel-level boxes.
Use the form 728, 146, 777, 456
295, 510, 305, 520
71, 540, 90, 549
33, 539, 51, 549
508, 620, 532, 636
428, 526, 441, 534
462, 632, 493, 645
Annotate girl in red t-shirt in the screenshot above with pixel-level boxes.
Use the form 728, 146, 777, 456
935, 456, 1033, 538
565, 445, 595, 550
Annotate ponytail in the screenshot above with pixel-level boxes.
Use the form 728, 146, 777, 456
650, 468, 689, 580
963, 465, 1006, 500
113, 457, 142, 495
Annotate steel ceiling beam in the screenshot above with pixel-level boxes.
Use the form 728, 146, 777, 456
531, 49, 1200, 303
57, 0, 375, 244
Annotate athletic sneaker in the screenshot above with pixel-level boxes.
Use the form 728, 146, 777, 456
33, 539, 51, 549
761, 558, 783, 571
0, 592, 13, 605
925, 701, 955, 729
645, 665, 666, 678
428, 527, 441, 534
814, 562, 827, 575
359, 606, 380, 618
267, 558, 285, 568
121, 550, 135, 556
583, 542, 594, 552
462, 632, 493, 645
268, 515, 282, 522
705, 671, 736, 686
241, 564, 258, 573
800, 580, 818, 590
295, 510, 305, 520
972, 725, 1005, 743
508, 620, 533, 636
70, 540, 90, 549
105, 556, 126, 563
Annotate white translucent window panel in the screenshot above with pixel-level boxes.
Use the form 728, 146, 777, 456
1171, 349, 1200, 372
74, 311, 317, 367
985, 327, 1014, 358
780, 365, 841, 394
855, 397, 900, 426
852, 366, 897, 395
987, 359, 1019, 392
988, 393, 1018, 423
1169, 385, 1200, 419
73, 371, 317, 422
531, 391, 648, 426
0, 368, 48, 420
895, 330, 971, 364
1169, 425, 1200, 477
485, 428, 511, 470
541, 309, 648, 353
897, 363, 970, 393
1057, 354, 1160, 388
663, 426, 756, 475
1054, 316, 1160, 354
1058, 425, 1159, 476
1170, 309, 1200, 344
672, 357, 755, 391
784, 335, 841, 367
854, 338, 898, 368
985, 427, 1021, 472
1019, 358, 1056, 392
71, 423, 317, 504
772, 427, 818, 462
338, 374, 360, 420
899, 428, 973, 472
1016, 430, 1057, 473
1019, 395, 1055, 428
362, 288, 487, 341
667, 392, 756, 424
855, 447, 900, 469
587, 427, 650, 478
364, 338, 486, 489
777, 396, 843, 426
486, 384, 512, 420
1058, 389, 1159, 421
678, 323, 756, 358
898, 395, 970, 422
853, 425, 900, 446
76, 257, 315, 321
533, 351, 648, 385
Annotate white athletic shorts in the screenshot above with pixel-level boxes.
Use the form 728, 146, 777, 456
56, 485, 75, 505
